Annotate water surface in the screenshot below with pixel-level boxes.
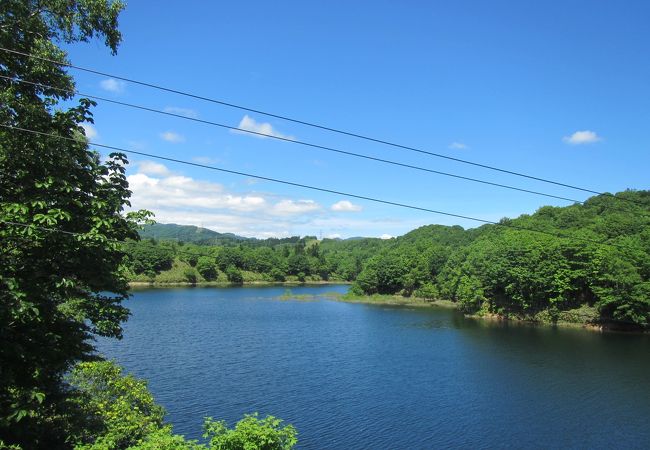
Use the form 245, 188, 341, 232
97, 285, 650, 449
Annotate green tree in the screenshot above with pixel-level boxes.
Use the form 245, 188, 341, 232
203, 414, 297, 450
67, 361, 165, 449
286, 253, 310, 276
0, 1, 152, 446
127, 426, 204, 450
217, 247, 244, 271
269, 268, 286, 282
126, 242, 174, 274
66, 361, 298, 450
196, 256, 218, 281
414, 282, 439, 300
354, 252, 408, 295
225, 266, 243, 284
184, 267, 198, 284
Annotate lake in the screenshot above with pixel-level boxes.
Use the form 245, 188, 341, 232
96, 285, 650, 449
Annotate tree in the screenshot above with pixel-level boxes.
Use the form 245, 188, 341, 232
67, 361, 165, 449
0, 1, 151, 446
184, 267, 198, 284
225, 266, 243, 284
196, 256, 218, 281
286, 253, 310, 276
203, 413, 298, 450
126, 242, 174, 274
66, 361, 298, 450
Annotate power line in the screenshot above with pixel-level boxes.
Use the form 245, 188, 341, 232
0, 75, 584, 205
0, 46, 619, 198
1, 124, 633, 250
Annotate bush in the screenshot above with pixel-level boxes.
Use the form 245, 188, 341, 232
270, 268, 286, 282
68, 361, 165, 449
415, 283, 439, 300
226, 266, 243, 284
196, 256, 218, 281
203, 413, 297, 450
127, 243, 174, 274
66, 361, 298, 449
184, 268, 198, 284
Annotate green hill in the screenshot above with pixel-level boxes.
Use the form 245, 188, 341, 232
139, 223, 250, 245
353, 190, 650, 330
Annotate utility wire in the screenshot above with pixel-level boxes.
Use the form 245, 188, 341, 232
0, 46, 621, 199
1, 124, 634, 250
0, 75, 584, 205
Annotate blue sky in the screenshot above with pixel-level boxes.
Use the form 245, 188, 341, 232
63, 0, 650, 238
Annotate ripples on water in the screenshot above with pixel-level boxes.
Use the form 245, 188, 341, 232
96, 285, 650, 449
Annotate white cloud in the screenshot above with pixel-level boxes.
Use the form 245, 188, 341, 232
124, 163, 452, 239
126, 163, 327, 237
160, 131, 185, 143
100, 78, 126, 93
563, 130, 602, 145
231, 115, 294, 140
127, 172, 266, 211
331, 200, 362, 212
138, 161, 171, 176
326, 233, 342, 239
80, 123, 98, 139
163, 106, 199, 119
380, 234, 394, 240
449, 142, 468, 150
271, 200, 320, 216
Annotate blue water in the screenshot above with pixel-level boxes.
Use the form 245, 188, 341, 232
97, 285, 650, 449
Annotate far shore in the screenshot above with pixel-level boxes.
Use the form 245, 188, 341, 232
127, 282, 646, 334
128, 280, 351, 288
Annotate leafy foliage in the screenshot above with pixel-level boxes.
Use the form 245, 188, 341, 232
66, 361, 298, 450
196, 256, 218, 281
127, 193, 650, 330
124, 236, 389, 284
68, 361, 165, 449
203, 414, 298, 450
126, 241, 174, 275
0, 0, 158, 446
353, 191, 650, 329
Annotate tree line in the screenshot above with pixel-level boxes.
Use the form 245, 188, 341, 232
351, 190, 650, 330
125, 189, 650, 330
123, 235, 385, 284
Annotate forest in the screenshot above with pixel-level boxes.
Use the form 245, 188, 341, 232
128, 190, 650, 330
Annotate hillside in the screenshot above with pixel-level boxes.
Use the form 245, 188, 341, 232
353, 190, 650, 330
139, 223, 250, 245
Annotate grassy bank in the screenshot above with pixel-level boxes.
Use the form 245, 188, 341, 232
334, 292, 457, 309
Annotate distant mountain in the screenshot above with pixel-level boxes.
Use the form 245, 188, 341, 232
138, 223, 250, 245
138, 223, 333, 247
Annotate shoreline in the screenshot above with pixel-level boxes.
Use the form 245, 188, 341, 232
331, 294, 457, 309
338, 295, 647, 334
127, 283, 646, 334
128, 280, 352, 288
